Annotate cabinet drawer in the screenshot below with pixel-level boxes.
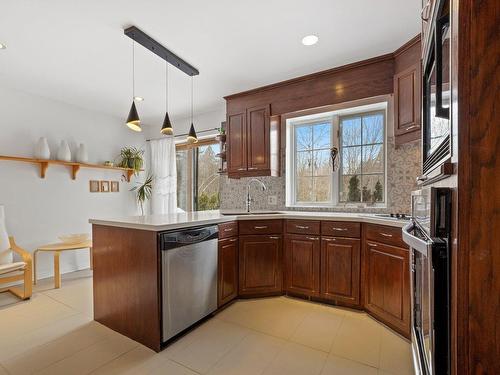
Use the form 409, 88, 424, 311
239, 220, 283, 235
219, 221, 238, 239
286, 220, 320, 235
321, 221, 360, 238
365, 224, 406, 248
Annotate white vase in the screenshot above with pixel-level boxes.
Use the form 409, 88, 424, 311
35, 137, 50, 159
57, 140, 71, 161
76, 143, 88, 163
0, 205, 12, 265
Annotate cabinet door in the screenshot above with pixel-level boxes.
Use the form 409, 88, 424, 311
218, 237, 239, 307
246, 104, 270, 172
394, 63, 421, 139
227, 112, 247, 174
239, 235, 282, 296
320, 237, 361, 307
364, 241, 410, 337
284, 234, 320, 296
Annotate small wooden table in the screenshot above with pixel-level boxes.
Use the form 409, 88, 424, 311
33, 240, 92, 288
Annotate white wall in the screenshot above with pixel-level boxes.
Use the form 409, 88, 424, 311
0, 86, 144, 280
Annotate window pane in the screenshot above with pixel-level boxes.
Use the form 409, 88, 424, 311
342, 175, 361, 202
313, 150, 331, 176
313, 176, 331, 202
176, 150, 189, 211
297, 151, 313, 177
361, 174, 385, 203
296, 126, 312, 151
341, 117, 362, 146
362, 113, 384, 144
362, 144, 384, 173
197, 144, 220, 211
297, 177, 313, 202
312, 123, 331, 149
342, 146, 362, 175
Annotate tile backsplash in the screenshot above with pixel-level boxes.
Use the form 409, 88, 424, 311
219, 137, 420, 214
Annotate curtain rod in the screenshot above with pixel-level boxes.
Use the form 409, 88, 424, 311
146, 127, 219, 142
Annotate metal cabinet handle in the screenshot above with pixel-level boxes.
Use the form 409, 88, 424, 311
224, 228, 233, 232
254, 226, 268, 229
306, 237, 319, 241
229, 238, 238, 242
368, 242, 378, 247
248, 167, 258, 170
322, 238, 336, 242
237, 168, 247, 171
296, 225, 309, 229
332, 227, 347, 231
269, 236, 280, 240
421, 0, 431, 21
406, 125, 418, 131
380, 233, 393, 238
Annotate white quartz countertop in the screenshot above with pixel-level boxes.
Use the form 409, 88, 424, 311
89, 210, 409, 231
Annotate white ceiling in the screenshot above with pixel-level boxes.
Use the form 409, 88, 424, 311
0, 0, 420, 127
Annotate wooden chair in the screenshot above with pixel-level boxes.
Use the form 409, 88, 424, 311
0, 237, 33, 300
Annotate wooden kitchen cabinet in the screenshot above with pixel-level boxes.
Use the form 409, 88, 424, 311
284, 234, 320, 297
239, 235, 282, 296
364, 240, 410, 337
320, 237, 361, 307
218, 237, 239, 307
226, 112, 247, 174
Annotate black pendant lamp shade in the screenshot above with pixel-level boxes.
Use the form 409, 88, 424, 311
187, 123, 198, 144
126, 101, 141, 132
160, 112, 173, 135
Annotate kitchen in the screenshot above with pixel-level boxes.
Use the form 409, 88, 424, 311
0, 1, 497, 375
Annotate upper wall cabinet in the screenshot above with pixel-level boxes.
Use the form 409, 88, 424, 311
226, 104, 280, 178
393, 36, 422, 145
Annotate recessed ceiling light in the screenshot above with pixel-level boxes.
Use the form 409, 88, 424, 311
0, 43, 6, 49
301, 35, 318, 46
133, 96, 144, 102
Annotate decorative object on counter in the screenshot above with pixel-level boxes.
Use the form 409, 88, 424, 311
111, 181, 119, 192
160, 60, 174, 135
100, 181, 110, 192
56, 140, 71, 162
76, 143, 88, 163
216, 122, 227, 174
58, 233, 90, 245
89, 180, 100, 192
34, 137, 50, 160
103, 161, 114, 167
131, 173, 153, 215
117, 146, 144, 175
215, 127, 226, 142
125, 39, 141, 132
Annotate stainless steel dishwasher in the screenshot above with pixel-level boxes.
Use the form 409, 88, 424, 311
160, 225, 218, 343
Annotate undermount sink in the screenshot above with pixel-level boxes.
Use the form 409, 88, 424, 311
221, 211, 282, 216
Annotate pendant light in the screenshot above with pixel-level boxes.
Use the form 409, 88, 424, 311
187, 76, 198, 144
126, 40, 141, 132
160, 60, 174, 135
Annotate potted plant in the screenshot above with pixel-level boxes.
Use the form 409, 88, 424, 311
117, 147, 144, 175
131, 174, 153, 215
215, 127, 226, 143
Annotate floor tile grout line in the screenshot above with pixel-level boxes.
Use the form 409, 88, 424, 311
87, 345, 139, 375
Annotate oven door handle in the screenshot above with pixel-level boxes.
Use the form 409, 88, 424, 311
402, 222, 433, 256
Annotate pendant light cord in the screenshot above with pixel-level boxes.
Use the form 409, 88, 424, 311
132, 40, 135, 98
166, 61, 168, 111
191, 76, 194, 123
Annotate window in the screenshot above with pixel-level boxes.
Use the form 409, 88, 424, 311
176, 139, 221, 212
286, 105, 386, 207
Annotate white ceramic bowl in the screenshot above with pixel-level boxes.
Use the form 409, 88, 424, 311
58, 233, 90, 245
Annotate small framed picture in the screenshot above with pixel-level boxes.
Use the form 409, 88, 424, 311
100, 181, 110, 193
111, 181, 119, 192
89, 180, 100, 193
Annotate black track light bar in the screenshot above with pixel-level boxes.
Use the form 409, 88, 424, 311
124, 26, 199, 76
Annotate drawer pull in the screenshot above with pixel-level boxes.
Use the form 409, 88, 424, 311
296, 225, 309, 229
254, 226, 268, 229
306, 237, 319, 241
224, 228, 233, 232
380, 233, 393, 238
406, 125, 418, 131
229, 238, 238, 242
368, 242, 378, 247
237, 168, 247, 171
332, 227, 347, 231
323, 238, 336, 242
248, 167, 258, 170
269, 236, 280, 240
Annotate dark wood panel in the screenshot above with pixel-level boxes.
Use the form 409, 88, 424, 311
246, 104, 270, 172
226, 112, 247, 174
321, 237, 361, 307
239, 235, 282, 296
364, 240, 410, 338
365, 223, 407, 248
394, 35, 421, 73
394, 63, 421, 141
92, 225, 161, 351
321, 221, 361, 238
218, 221, 238, 239
284, 234, 320, 296
285, 219, 320, 235
218, 237, 239, 307
239, 220, 283, 235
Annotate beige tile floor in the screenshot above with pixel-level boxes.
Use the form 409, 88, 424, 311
0, 270, 413, 375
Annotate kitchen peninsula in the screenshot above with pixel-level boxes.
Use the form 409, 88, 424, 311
90, 211, 411, 351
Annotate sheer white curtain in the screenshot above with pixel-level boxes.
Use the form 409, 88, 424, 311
149, 137, 177, 215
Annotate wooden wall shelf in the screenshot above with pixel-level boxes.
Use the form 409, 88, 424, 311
0, 155, 137, 182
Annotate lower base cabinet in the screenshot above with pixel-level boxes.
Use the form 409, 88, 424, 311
218, 237, 239, 307
364, 240, 410, 337
284, 234, 320, 297
320, 237, 361, 307
239, 235, 282, 296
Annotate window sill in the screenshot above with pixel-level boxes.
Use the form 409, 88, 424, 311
286, 203, 387, 210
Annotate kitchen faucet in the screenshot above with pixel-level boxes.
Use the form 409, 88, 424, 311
246, 178, 267, 213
